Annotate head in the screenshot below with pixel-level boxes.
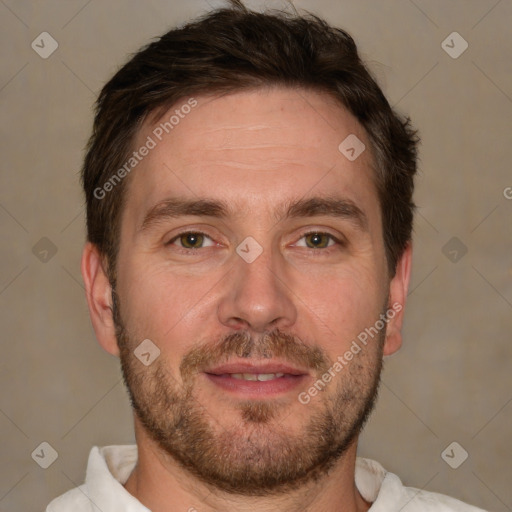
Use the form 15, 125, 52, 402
81, 0, 417, 497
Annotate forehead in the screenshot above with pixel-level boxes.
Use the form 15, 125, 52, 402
123, 86, 380, 229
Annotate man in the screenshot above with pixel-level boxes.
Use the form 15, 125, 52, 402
47, 1, 486, 510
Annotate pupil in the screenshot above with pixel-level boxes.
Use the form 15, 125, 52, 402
309, 233, 325, 248
184, 233, 201, 248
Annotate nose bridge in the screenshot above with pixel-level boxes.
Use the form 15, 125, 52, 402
237, 241, 280, 294
217, 238, 297, 332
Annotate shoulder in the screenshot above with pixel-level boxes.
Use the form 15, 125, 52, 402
356, 458, 487, 511
45, 445, 140, 511
391, 482, 489, 511
45, 484, 94, 511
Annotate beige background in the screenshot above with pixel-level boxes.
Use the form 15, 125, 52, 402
1, 1, 511, 511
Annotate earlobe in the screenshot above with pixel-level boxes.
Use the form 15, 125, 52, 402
383, 242, 413, 356
81, 242, 120, 356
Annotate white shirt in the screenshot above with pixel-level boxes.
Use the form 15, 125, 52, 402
46, 445, 487, 511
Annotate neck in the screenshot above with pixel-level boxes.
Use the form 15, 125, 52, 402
123, 417, 371, 512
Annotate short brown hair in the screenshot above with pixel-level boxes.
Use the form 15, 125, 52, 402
82, 0, 419, 283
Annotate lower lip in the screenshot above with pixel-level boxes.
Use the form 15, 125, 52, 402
204, 373, 307, 397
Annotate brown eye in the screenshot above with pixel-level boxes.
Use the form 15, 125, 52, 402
304, 232, 331, 249
179, 232, 204, 249
168, 232, 214, 250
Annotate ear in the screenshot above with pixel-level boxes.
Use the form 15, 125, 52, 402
81, 242, 120, 356
382, 242, 413, 356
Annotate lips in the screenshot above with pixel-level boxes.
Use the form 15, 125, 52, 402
205, 361, 309, 377
203, 361, 309, 396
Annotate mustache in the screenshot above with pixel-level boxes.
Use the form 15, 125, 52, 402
180, 329, 331, 381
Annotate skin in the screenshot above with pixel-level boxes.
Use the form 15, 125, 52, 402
81, 86, 412, 512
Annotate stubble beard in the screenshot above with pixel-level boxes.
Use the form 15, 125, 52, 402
114, 296, 385, 496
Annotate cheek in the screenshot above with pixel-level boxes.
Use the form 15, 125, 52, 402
293, 262, 385, 355
116, 258, 220, 353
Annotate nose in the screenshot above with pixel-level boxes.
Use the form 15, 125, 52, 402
217, 244, 297, 334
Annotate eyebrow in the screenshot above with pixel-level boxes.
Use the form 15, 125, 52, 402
139, 195, 368, 233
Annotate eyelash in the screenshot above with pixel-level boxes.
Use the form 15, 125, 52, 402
166, 230, 345, 254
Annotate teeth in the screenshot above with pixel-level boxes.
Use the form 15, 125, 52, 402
230, 373, 285, 381
257, 373, 279, 381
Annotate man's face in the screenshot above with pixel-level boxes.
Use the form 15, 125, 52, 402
113, 87, 395, 494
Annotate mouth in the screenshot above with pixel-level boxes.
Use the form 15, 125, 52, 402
203, 361, 310, 397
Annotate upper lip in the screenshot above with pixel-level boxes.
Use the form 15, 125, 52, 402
204, 361, 309, 376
